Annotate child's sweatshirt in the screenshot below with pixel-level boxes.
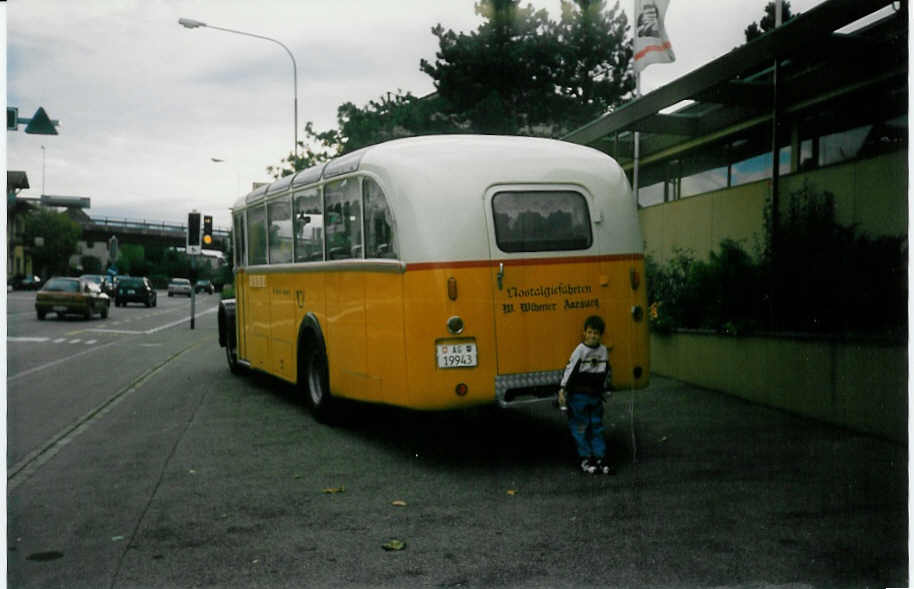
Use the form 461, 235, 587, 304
560, 342, 610, 397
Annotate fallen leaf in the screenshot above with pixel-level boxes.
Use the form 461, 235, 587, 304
507, 489, 517, 496
322, 486, 345, 494
382, 539, 406, 551
392, 500, 407, 507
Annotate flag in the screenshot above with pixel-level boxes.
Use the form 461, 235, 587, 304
633, 0, 675, 73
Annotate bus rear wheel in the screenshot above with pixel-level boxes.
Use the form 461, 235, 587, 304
225, 340, 245, 375
305, 345, 335, 422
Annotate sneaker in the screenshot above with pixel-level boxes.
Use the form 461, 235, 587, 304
594, 458, 615, 475
579, 458, 597, 474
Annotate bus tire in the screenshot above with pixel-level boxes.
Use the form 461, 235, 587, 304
303, 342, 335, 423
225, 342, 245, 375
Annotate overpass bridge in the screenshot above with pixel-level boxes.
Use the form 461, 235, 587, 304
78, 215, 230, 250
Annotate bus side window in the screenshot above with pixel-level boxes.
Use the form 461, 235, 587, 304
293, 188, 323, 262
233, 212, 246, 267
363, 178, 398, 259
324, 178, 362, 260
248, 204, 268, 265
268, 197, 293, 264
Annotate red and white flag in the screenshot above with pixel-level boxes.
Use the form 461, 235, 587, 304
634, 0, 675, 73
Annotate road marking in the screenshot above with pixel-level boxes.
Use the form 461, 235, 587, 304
7, 337, 50, 343
86, 339, 97, 345
86, 306, 218, 335
53, 338, 66, 343
69, 339, 82, 344
7, 306, 219, 382
7, 339, 205, 491
7, 340, 122, 383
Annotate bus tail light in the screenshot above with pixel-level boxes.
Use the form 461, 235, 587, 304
448, 277, 458, 300
456, 383, 468, 396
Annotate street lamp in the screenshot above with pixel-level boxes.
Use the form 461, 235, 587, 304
179, 17, 299, 160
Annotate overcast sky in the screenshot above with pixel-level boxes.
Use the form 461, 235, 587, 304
5, 0, 853, 229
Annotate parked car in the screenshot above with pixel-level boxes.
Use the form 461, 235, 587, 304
116, 276, 157, 307
80, 273, 115, 297
194, 279, 214, 294
35, 276, 110, 320
168, 278, 192, 297
10, 275, 43, 290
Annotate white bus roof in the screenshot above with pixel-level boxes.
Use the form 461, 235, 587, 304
234, 135, 641, 261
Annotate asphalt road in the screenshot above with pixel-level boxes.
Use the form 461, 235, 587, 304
5, 289, 908, 588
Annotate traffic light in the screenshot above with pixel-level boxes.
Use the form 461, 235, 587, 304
187, 211, 201, 253
202, 215, 213, 246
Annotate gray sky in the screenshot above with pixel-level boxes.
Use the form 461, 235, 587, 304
6, 0, 854, 229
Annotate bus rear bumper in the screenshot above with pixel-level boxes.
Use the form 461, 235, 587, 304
495, 370, 563, 408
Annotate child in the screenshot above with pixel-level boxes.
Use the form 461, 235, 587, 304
557, 315, 613, 475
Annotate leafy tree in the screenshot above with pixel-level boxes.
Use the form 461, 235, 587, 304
420, 0, 632, 136
553, 0, 634, 130
745, 1, 798, 42
80, 255, 102, 274
268, 122, 342, 179
269, 0, 635, 174
23, 208, 82, 277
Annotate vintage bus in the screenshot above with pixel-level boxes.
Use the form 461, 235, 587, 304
218, 135, 649, 421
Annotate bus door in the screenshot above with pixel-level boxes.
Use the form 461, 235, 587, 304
486, 186, 604, 394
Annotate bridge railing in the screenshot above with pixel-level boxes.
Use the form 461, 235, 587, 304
87, 216, 230, 236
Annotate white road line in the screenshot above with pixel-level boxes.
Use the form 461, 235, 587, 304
7, 340, 122, 383
69, 339, 82, 344
7, 306, 219, 381
53, 338, 66, 343
7, 337, 50, 343
86, 339, 97, 345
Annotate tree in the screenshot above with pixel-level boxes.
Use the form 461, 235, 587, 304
420, 0, 633, 136
554, 0, 634, 130
23, 208, 82, 278
744, 1, 798, 42
267, 122, 342, 179
268, 0, 636, 173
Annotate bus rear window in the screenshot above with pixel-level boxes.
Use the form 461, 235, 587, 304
492, 191, 593, 252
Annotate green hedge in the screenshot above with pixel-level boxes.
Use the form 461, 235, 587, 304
647, 183, 907, 337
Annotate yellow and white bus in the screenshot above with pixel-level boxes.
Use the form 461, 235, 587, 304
218, 135, 649, 421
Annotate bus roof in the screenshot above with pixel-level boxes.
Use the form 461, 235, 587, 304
234, 135, 641, 260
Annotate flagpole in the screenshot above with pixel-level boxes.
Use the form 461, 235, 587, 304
632, 0, 641, 206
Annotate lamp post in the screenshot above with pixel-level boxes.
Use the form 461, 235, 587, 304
179, 17, 299, 160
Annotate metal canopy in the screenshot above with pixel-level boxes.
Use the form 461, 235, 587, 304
563, 0, 908, 171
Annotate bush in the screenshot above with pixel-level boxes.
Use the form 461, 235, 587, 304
646, 183, 906, 337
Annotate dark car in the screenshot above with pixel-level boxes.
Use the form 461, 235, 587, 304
115, 276, 157, 307
35, 276, 110, 320
11, 275, 43, 290
80, 273, 115, 297
194, 279, 214, 294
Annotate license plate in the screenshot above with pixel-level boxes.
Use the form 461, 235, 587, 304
437, 341, 477, 368
128, 289, 136, 294
53, 306, 67, 312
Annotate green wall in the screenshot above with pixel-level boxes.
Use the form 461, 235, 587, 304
640, 150, 908, 442
639, 151, 908, 263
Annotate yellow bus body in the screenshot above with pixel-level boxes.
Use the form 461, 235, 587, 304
225, 135, 649, 411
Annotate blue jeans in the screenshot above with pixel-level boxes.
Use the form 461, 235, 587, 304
568, 394, 606, 459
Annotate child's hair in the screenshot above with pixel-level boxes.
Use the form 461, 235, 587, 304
584, 315, 605, 334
